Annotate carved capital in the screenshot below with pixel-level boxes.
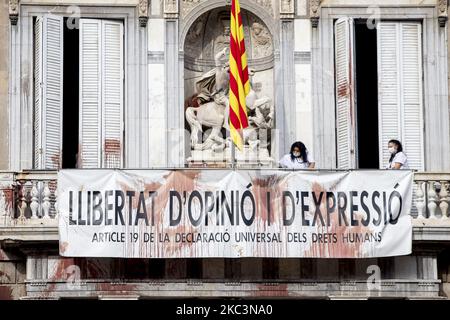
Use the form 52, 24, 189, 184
138, 0, 149, 27
310, 0, 321, 28
280, 0, 294, 19
438, 0, 448, 27
9, 0, 19, 26
164, 0, 179, 19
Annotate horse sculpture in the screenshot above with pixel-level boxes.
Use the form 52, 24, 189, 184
185, 48, 230, 151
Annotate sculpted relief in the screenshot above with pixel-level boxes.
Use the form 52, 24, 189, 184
184, 8, 275, 165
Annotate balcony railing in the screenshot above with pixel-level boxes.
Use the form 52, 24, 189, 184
0, 170, 449, 227
0, 171, 58, 226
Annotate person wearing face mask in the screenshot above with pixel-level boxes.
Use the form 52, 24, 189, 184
386, 139, 409, 170
279, 141, 316, 169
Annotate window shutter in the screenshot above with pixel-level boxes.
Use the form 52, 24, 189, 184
377, 23, 401, 169
101, 21, 123, 168
79, 19, 102, 168
34, 15, 63, 169
79, 19, 123, 168
334, 18, 356, 169
377, 22, 424, 170
34, 17, 43, 169
400, 23, 424, 171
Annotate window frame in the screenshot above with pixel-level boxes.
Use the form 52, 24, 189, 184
312, 6, 449, 171
9, 5, 148, 170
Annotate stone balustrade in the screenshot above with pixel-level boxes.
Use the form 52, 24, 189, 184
413, 173, 450, 220
0, 171, 58, 226
0, 171, 449, 226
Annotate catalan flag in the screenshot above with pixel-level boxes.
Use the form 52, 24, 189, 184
229, 0, 250, 150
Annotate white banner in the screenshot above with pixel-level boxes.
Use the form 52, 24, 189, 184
58, 169, 413, 258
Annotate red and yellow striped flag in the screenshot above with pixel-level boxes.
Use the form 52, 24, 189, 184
229, 0, 250, 150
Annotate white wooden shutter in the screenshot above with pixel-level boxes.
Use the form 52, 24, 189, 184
34, 15, 63, 169
400, 23, 424, 171
377, 22, 424, 170
79, 19, 123, 168
334, 18, 356, 169
101, 21, 123, 168
79, 19, 102, 168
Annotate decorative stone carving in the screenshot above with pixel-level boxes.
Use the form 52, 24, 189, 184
185, 15, 207, 58
310, 0, 321, 28
438, 0, 448, 27
184, 9, 273, 69
250, 21, 272, 58
164, 0, 179, 18
184, 8, 275, 165
139, 0, 149, 27
280, 0, 294, 19
182, 0, 201, 17
185, 52, 274, 164
9, 0, 19, 26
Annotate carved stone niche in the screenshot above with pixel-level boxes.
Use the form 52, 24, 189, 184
183, 8, 276, 167
9, 0, 19, 26
138, 0, 149, 27
310, 0, 320, 28
438, 0, 448, 27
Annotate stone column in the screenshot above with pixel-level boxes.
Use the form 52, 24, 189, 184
278, 2, 296, 155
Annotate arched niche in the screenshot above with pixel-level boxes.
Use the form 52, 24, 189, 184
182, 6, 276, 166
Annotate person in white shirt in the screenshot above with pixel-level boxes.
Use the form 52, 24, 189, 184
279, 141, 316, 169
386, 139, 410, 170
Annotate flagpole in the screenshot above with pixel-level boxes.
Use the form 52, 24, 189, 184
231, 139, 236, 170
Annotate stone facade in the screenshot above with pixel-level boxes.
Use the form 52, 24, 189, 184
0, 0, 449, 299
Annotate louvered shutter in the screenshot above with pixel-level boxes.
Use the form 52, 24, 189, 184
34, 15, 63, 169
334, 18, 356, 169
400, 23, 424, 171
79, 19, 123, 168
79, 19, 102, 168
377, 22, 424, 170
101, 21, 123, 168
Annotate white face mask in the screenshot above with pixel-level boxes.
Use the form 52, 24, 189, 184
293, 151, 301, 158
388, 147, 396, 154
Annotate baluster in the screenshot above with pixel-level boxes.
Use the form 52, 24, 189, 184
428, 181, 438, 219
439, 181, 449, 219
42, 182, 51, 219
30, 181, 39, 219
53, 185, 58, 219
17, 181, 28, 221
415, 181, 426, 219
0, 190, 6, 217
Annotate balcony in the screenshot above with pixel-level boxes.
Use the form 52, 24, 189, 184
0, 170, 450, 243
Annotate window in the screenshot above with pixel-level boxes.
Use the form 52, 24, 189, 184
33, 16, 124, 169
334, 18, 424, 170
